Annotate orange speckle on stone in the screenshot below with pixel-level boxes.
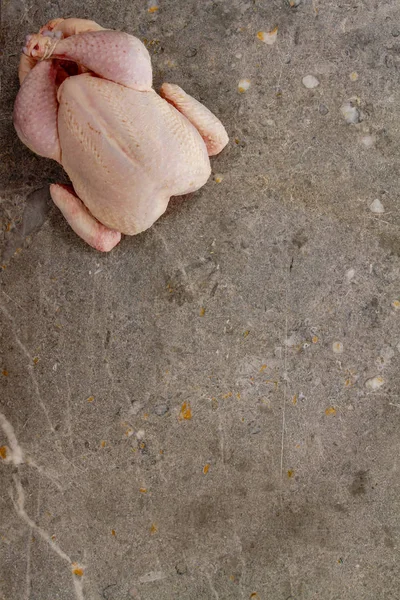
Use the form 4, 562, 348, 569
148, 5, 159, 12
292, 395, 297, 405
199, 307, 206, 317
5, 223, 12, 232
257, 26, 278, 44
159, 449, 164, 454
312, 336, 319, 343
250, 593, 260, 599
33, 357, 39, 365
2, 370, 8, 377
236, 392, 241, 399
325, 407, 336, 416
287, 469, 294, 478
101, 440, 106, 448
238, 78, 251, 93
51, 535, 56, 540
111, 529, 116, 536
203, 464, 210, 475
140, 488, 147, 493
72, 567, 84, 577
243, 330, 250, 337
259, 364, 267, 372
222, 392, 233, 399
150, 523, 158, 534
87, 396, 94, 403
143, 413, 149, 420
179, 402, 192, 420
0, 446, 7, 460
1, 265, 7, 270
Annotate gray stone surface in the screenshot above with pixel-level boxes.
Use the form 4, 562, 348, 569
1, 1, 400, 599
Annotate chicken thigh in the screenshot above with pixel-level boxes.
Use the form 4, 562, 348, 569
13, 18, 229, 251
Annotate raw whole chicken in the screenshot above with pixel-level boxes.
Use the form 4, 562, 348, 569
13, 18, 229, 251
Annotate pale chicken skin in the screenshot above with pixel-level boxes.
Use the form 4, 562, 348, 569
13, 18, 229, 251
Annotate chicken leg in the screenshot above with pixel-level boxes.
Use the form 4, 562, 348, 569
23, 29, 152, 91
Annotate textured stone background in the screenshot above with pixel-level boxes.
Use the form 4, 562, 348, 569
1, 1, 400, 599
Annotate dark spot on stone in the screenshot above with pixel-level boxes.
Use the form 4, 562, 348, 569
370, 297, 378, 308
84, 441, 90, 448
165, 271, 194, 306
319, 103, 329, 115
232, 459, 251, 473
186, 47, 197, 57
248, 421, 261, 435
344, 29, 374, 51
333, 503, 348, 514
383, 526, 395, 548
21, 187, 51, 237
384, 535, 395, 549
350, 470, 369, 496
379, 233, 400, 256
292, 230, 308, 249
384, 54, 394, 68
175, 562, 187, 575
375, 129, 394, 155
236, 486, 248, 498
102, 583, 118, 600
1, 187, 51, 264
105, 330, 111, 348
362, 296, 380, 327
392, 27, 400, 37
210, 282, 219, 297
186, 494, 229, 531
